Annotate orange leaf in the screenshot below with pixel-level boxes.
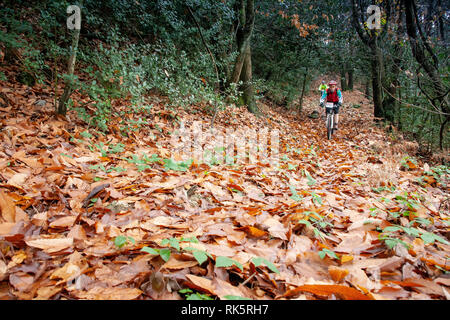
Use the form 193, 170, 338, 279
238, 226, 267, 238
340, 254, 353, 264
380, 280, 423, 288
420, 257, 450, 271
282, 284, 372, 300
328, 266, 349, 282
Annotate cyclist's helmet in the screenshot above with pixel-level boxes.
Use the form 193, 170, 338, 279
329, 80, 337, 85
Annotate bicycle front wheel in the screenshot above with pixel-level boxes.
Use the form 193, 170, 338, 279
326, 114, 333, 140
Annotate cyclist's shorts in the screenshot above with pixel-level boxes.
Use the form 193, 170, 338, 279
325, 104, 340, 114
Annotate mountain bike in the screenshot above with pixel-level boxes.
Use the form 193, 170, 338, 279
325, 102, 336, 140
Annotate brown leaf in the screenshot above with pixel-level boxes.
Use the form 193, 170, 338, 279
0, 191, 16, 222
0, 222, 15, 236
162, 257, 198, 270
73, 287, 142, 300
186, 274, 215, 294
7, 172, 29, 189
26, 237, 73, 254
49, 216, 77, 229
34, 285, 62, 300
9, 273, 34, 292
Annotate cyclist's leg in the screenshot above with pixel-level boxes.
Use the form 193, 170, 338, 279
333, 104, 340, 129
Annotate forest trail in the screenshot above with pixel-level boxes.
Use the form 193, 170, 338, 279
0, 79, 449, 300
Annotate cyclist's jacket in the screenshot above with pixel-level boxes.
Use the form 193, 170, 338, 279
320, 88, 343, 104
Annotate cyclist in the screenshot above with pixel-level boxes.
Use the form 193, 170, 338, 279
319, 80, 343, 131
318, 81, 328, 95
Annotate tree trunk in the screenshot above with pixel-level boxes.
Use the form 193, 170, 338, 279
298, 72, 308, 112
403, 0, 449, 148
437, 0, 445, 43
57, 28, 80, 115
369, 40, 384, 119
340, 70, 347, 91
347, 69, 354, 90
351, 0, 389, 119
228, 0, 254, 85
240, 44, 257, 113
365, 77, 371, 98
228, 0, 256, 113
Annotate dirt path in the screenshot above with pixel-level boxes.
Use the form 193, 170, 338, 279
0, 82, 448, 300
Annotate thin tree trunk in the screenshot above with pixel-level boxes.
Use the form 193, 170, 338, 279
298, 72, 307, 112
57, 28, 80, 115
365, 77, 371, 98
340, 70, 347, 91
228, 0, 254, 86
347, 69, 354, 90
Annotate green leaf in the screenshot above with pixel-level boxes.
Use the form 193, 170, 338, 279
420, 232, 435, 244
402, 227, 420, 237
114, 236, 128, 248
159, 248, 171, 262
192, 250, 208, 265
251, 257, 280, 274
141, 246, 159, 255
186, 293, 213, 300
215, 256, 243, 271
178, 288, 193, 294
383, 226, 403, 233
432, 234, 450, 245
305, 171, 316, 186
289, 185, 302, 202
311, 192, 323, 205
296, 219, 312, 227
163, 158, 192, 172
169, 238, 180, 251
318, 250, 326, 259
224, 295, 252, 300
319, 249, 338, 260
80, 131, 93, 139
180, 237, 199, 243
412, 218, 431, 226
421, 232, 449, 245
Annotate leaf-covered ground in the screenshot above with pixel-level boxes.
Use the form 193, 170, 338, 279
0, 69, 449, 300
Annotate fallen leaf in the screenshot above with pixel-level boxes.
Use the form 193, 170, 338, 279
0, 191, 16, 222
328, 266, 349, 283
282, 284, 372, 300
162, 257, 198, 270
49, 216, 77, 228
26, 237, 73, 253
186, 274, 215, 294
73, 287, 142, 300
238, 226, 267, 238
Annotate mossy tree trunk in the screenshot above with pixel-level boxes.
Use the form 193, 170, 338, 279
57, 28, 80, 116
228, 0, 257, 114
